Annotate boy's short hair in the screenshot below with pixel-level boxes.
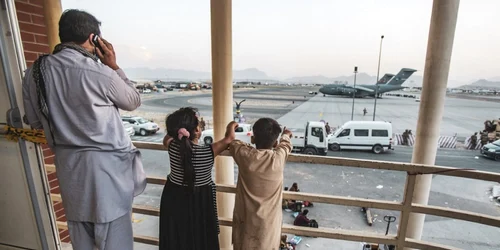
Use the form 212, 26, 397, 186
252, 118, 282, 148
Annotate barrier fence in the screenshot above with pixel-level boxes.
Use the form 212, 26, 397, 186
393, 134, 457, 149
46, 141, 500, 250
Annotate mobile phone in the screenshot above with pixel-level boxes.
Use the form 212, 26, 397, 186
91, 34, 105, 55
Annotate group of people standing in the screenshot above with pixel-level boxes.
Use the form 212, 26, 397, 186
401, 129, 413, 145
469, 130, 496, 150
22, 9, 296, 250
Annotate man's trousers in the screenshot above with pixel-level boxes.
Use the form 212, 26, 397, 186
67, 211, 133, 250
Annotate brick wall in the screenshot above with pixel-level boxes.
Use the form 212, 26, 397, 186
15, 0, 70, 243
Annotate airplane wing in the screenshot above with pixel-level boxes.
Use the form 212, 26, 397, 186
354, 86, 375, 92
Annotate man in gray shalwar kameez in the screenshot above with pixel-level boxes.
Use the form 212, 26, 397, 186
22, 10, 146, 250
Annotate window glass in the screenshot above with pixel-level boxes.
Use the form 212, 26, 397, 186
372, 129, 389, 137
311, 127, 323, 137
354, 129, 369, 137
338, 129, 350, 137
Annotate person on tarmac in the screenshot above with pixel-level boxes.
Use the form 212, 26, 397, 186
469, 132, 478, 150
325, 122, 331, 134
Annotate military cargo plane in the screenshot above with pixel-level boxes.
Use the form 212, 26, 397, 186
319, 68, 417, 98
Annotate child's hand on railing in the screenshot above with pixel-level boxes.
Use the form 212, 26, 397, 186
282, 126, 293, 137
224, 121, 239, 142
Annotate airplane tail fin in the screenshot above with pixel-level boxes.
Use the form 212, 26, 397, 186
376, 73, 395, 85
386, 68, 417, 86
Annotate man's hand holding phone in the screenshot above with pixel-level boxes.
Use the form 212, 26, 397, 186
94, 36, 119, 70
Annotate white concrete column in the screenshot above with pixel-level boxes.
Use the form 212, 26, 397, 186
210, 0, 234, 248
405, 0, 460, 248
43, 0, 62, 53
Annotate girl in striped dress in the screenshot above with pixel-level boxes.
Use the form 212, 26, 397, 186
159, 107, 238, 250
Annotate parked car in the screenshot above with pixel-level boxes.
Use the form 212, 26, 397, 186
201, 123, 253, 145
121, 116, 159, 136
143, 89, 152, 94
122, 121, 135, 137
480, 140, 500, 161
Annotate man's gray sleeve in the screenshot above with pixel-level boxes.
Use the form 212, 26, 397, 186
106, 69, 141, 111
22, 68, 43, 129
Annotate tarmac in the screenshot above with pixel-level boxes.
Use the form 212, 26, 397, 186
120, 87, 500, 250
277, 92, 495, 138
142, 87, 494, 138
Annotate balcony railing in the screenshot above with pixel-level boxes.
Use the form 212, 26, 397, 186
46, 141, 500, 250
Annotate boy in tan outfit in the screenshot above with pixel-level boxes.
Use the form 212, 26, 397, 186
229, 118, 293, 250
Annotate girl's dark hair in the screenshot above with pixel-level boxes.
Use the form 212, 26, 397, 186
166, 107, 199, 191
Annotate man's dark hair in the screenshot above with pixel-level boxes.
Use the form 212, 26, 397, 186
252, 118, 282, 149
59, 9, 101, 44
302, 209, 309, 216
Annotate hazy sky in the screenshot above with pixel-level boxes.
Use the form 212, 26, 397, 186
61, 0, 500, 81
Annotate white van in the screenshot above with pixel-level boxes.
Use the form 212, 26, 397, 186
327, 121, 394, 154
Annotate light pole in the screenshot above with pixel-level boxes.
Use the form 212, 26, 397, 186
350, 66, 358, 120
373, 35, 384, 121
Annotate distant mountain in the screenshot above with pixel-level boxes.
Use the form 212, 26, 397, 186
404, 75, 423, 87
233, 68, 269, 79
285, 73, 376, 85
123, 67, 269, 81
459, 79, 500, 90
487, 76, 500, 82
123, 66, 497, 89
401, 75, 469, 88
284, 75, 337, 84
